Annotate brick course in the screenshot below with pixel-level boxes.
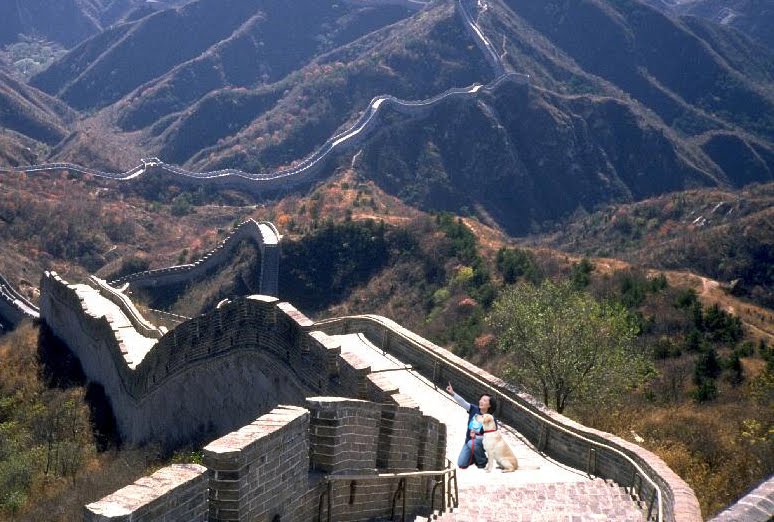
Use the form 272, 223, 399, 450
84, 464, 207, 522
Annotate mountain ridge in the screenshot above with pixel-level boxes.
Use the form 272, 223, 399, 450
1, 0, 772, 236
641, 0, 774, 50
0, 71, 74, 147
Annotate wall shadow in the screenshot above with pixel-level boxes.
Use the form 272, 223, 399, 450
38, 323, 120, 451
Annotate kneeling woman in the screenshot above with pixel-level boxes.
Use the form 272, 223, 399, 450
446, 382, 497, 469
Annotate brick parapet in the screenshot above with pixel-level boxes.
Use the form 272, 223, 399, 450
86, 398, 446, 522
204, 405, 309, 521
376, 401, 423, 471
316, 314, 702, 522
320, 475, 431, 522
307, 397, 381, 475
83, 464, 208, 522
417, 414, 445, 471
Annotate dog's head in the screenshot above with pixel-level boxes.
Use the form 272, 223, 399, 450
481, 413, 496, 430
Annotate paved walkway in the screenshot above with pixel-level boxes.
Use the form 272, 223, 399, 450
334, 333, 647, 522
72, 284, 157, 368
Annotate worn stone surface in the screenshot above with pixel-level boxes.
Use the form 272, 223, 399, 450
424, 480, 645, 521
337, 333, 649, 522
320, 316, 703, 521
709, 476, 774, 522
84, 464, 208, 522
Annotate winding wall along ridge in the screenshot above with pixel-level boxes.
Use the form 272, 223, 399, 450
87, 275, 165, 338
109, 218, 281, 296
0, 273, 40, 328
40, 271, 443, 460
0, 0, 526, 195
0, 219, 280, 331
38, 264, 703, 522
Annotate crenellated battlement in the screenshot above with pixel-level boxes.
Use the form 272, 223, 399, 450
85, 400, 450, 521
39, 272, 441, 455
37, 268, 712, 521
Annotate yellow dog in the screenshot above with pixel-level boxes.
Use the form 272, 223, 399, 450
481, 414, 518, 472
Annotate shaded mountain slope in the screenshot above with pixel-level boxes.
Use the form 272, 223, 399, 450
343, 0, 773, 234
0, 72, 74, 146
120, 0, 772, 189
41, 1, 488, 170
0, 0, 192, 49
112, 2, 412, 132
31, 0, 268, 110
697, 131, 774, 187
642, 0, 774, 50
0, 0, 101, 48
487, 0, 774, 140
178, 3, 491, 172
3, 0, 770, 240
357, 78, 731, 235
0, 133, 39, 168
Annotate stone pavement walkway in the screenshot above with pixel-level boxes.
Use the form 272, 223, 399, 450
334, 333, 646, 522
72, 283, 157, 368
425, 480, 646, 522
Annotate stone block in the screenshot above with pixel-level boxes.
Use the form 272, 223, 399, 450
84, 464, 207, 522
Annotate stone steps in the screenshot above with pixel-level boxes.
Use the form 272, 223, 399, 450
337, 333, 652, 522
417, 479, 647, 522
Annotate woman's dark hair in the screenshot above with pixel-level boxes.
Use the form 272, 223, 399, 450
480, 393, 496, 414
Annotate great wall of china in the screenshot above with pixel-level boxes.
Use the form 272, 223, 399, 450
0, 273, 40, 330
2, 218, 773, 520
110, 218, 281, 296
0, 218, 280, 333
1, 0, 772, 519
40, 265, 701, 521
0, 0, 523, 196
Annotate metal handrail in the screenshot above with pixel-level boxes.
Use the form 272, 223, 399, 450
317, 459, 457, 521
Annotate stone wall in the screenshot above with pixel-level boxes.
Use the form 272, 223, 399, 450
84, 464, 208, 522
85, 398, 448, 521
42, 274, 323, 447
315, 314, 703, 522
0, 272, 39, 328
111, 219, 281, 297
456, 0, 504, 76
204, 405, 310, 521
87, 276, 164, 339
44, 269, 701, 521
40, 273, 447, 460
709, 476, 774, 522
